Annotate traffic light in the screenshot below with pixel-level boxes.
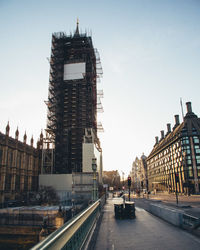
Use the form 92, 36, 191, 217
128, 176, 131, 187
175, 173, 179, 183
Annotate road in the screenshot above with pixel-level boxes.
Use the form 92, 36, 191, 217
123, 192, 200, 207
145, 193, 200, 208
94, 197, 200, 250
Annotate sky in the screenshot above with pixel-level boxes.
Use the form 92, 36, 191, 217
0, 0, 200, 177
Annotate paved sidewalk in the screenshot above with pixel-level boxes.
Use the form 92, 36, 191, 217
148, 192, 200, 205
146, 193, 200, 218
94, 196, 200, 250
123, 192, 200, 218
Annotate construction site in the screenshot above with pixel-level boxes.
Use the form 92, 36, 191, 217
0, 22, 105, 249
41, 22, 103, 175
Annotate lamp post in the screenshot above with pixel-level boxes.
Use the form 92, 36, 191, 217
92, 158, 98, 202
175, 171, 179, 205
183, 151, 189, 196
121, 171, 125, 190
128, 176, 131, 201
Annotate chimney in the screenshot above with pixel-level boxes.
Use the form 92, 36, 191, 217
186, 102, 192, 113
175, 115, 180, 126
167, 123, 171, 133
184, 101, 197, 119
155, 136, 159, 144
160, 130, 164, 139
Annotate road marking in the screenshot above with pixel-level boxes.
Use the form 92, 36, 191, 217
112, 244, 115, 250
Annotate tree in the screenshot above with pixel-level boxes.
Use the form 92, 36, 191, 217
103, 170, 121, 190
37, 186, 60, 205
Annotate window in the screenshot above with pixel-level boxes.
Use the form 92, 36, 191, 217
182, 137, 189, 144
5, 174, 11, 191
197, 167, 200, 177
182, 128, 187, 136
17, 154, 22, 168
192, 128, 197, 135
0, 149, 2, 164
188, 166, 193, 177
193, 136, 199, 144
195, 149, 200, 154
186, 149, 191, 154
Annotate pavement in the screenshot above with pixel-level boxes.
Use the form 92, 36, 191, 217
139, 192, 200, 218
92, 195, 200, 250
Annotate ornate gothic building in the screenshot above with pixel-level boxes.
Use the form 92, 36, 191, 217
0, 123, 42, 204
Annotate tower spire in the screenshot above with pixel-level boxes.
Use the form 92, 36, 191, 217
74, 18, 80, 37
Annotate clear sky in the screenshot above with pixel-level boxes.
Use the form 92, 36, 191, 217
0, 0, 200, 177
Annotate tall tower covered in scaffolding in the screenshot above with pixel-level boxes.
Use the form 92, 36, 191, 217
45, 22, 103, 174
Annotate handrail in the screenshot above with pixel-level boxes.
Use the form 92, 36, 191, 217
31, 199, 101, 250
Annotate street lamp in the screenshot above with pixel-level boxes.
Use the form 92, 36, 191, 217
183, 151, 189, 196
92, 158, 98, 201
175, 171, 179, 205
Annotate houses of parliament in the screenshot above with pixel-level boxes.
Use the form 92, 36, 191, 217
0, 123, 42, 204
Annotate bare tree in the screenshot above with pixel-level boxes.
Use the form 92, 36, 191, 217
38, 186, 60, 205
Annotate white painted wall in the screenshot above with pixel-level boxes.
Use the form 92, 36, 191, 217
82, 142, 103, 183
82, 143, 95, 172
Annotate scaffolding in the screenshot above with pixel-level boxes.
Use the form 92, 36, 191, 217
41, 130, 54, 174
97, 90, 104, 113
43, 29, 103, 174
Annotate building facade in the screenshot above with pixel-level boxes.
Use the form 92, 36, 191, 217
131, 154, 147, 191
147, 102, 200, 194
131, 157, 140, 190
45, 22, 102, 174
138, 154, 148, 190
0, 123, 41, 204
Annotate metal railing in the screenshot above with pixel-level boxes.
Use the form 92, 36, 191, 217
31, 197, 105, 250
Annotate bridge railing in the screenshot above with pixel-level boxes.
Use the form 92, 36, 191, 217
31, 196, 105, 250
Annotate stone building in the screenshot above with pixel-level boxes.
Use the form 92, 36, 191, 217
147, 102, 200, 194
131, 154, 147, 191
0, 123, 42, 204
138, 154, 148, 190
131, 157, 140, 190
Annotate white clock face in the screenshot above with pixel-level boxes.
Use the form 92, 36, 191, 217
63, 62, 86, 80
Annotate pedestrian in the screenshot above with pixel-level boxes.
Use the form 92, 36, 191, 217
123, 194, 125, 206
